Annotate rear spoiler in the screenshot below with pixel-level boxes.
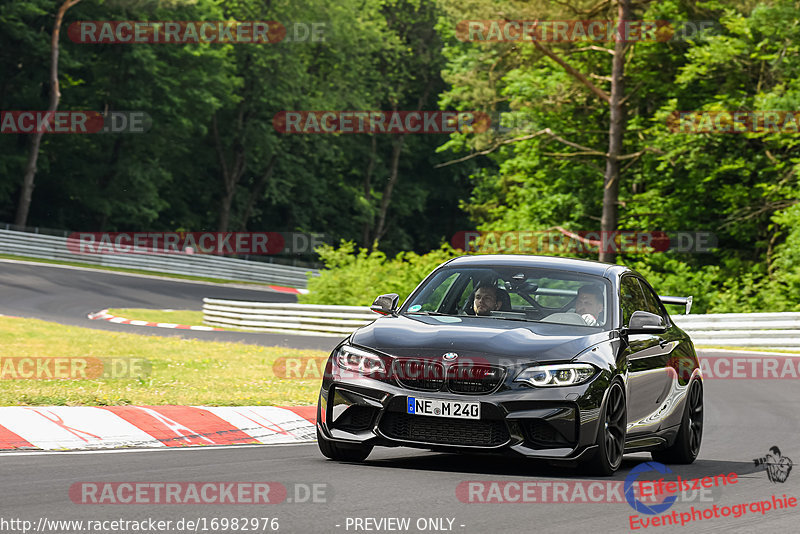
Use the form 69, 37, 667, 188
659, 295, 693, 315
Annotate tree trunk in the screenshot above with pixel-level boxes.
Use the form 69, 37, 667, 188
239, 155, 277, 231
212, 112, 247, 233
362, 136, 377, 248
372, 134, 405, 247
599, 0, 631, 263
369, 81, 432, 249
15, 0, 81, 227
218, 189, 235, 233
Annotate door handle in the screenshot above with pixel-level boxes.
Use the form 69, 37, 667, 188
659, 339, 669, 348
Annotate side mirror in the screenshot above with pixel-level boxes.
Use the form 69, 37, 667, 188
370, 293, 399, 316
627, 310, 666, 334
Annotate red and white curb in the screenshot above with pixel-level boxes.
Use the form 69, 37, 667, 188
88, 309, 223, 331
268, 285, 309, 295
0, 405, 316, 450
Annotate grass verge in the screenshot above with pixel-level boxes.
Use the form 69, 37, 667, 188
0, 316, 325, 406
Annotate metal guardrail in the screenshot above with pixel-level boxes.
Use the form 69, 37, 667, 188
202, 299, 374, 337
672, 312, 800, 348
0, 228, 317, 287
202, 300, 800, 347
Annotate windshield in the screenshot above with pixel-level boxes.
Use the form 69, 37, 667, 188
403, 266, 612, 330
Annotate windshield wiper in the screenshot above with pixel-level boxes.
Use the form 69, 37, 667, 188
481, 315, 538, 323
405, 311, 452, 316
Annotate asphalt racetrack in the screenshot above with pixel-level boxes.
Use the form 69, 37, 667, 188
0, 260, 341, 351
1, 260, 799, 533
1, 376, 798, 534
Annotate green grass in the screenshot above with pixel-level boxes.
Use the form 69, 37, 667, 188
0, 315, 326, 406
0, 253, 302, 288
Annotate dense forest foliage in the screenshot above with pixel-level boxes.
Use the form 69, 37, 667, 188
2, 0, 800, 312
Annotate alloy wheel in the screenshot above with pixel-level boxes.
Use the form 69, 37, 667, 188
687, 382, 703, 455
605, 383, 626, 468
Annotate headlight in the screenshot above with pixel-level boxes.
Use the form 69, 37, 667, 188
335, 344, 387, 378
515, 363, 596, 387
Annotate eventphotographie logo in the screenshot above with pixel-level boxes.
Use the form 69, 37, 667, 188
624, 462, 737, 516
753, 446, 794, 483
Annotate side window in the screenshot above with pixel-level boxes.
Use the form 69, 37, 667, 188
620, 276, 648, 327
639, 280, 669, 325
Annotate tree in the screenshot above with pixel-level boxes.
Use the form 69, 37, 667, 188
209, 0, 392, 233
364, 0, 447, 249
436, 0, 664, 261
15, 0, 81, 227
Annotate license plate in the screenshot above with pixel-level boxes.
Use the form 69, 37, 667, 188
406, 397, 480, 419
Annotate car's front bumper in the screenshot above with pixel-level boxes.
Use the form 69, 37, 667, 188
317, 368, 612, 461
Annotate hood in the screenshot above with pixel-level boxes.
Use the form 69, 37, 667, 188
350, 314, 614, 364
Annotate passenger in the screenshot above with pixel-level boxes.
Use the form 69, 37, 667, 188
575, 285, 604, 326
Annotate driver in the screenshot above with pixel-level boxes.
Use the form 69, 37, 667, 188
472, 283, 502, 316
575, 285, 604, 326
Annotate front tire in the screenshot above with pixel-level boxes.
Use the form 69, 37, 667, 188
316, 427, 373, 462
584, 381, 626, 476
652, 380, 703, 464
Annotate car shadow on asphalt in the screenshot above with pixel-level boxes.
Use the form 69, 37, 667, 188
350, 450, 760, 481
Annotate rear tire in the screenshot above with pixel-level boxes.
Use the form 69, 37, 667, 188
652, 380, 703, 464
583, 381, 626, 476
316, 427, 373, 462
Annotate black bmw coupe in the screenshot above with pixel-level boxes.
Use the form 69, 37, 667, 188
316, 255, 703, 475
